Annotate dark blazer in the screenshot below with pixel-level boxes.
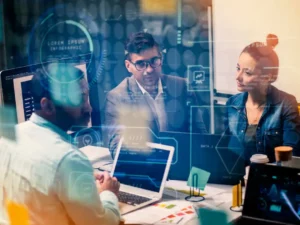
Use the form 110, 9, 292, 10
226, 85, 300, 163
104, 75, 207, 152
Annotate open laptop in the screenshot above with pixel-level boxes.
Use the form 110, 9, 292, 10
234, 163, 300, 225
111, 138, 174, 215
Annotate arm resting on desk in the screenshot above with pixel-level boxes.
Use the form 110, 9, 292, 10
55, 152, 120, 225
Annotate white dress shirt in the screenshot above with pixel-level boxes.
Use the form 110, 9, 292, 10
0, 113, 120, 225
135, 79, 167, 131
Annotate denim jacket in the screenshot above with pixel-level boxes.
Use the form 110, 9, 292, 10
226, 85, 300, 163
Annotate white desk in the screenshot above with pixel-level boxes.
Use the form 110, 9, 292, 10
81, 146, 242, 224
177, 184, 241, 225
123, 182, 242, 225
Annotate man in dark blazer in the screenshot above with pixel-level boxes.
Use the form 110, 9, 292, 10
104, 32, 207, 153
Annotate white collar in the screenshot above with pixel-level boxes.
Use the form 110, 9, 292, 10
135, 78, 163, 96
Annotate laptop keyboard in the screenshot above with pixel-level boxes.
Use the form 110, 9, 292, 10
118, 191, 151, 206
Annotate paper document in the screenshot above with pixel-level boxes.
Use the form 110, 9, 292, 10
211, 193, 232, 203
79, 146, 112, 164
94, 161, 113, 172
157, 204, 197, 224
165, 180, 225, 197
123, 200, 193, 224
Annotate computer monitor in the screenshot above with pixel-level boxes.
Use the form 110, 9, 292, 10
0, 55, 92, 125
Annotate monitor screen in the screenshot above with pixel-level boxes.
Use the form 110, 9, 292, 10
13, 75, 34, 123
1, 68, 34, 124
113, 146, 170, 193
1, 56, 91, 124
244, 164, 300, 224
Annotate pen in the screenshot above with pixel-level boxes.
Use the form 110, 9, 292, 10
176, 217, 184, 224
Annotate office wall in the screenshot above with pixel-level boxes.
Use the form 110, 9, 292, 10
213, 0, 300, 101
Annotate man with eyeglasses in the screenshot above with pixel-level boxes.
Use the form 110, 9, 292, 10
105, 32, 207, 153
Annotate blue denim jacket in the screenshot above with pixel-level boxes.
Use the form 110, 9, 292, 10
226, 85, 300, 163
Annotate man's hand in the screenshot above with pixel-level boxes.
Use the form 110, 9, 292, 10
94, 171, 104, 183
95, 171, 120, 196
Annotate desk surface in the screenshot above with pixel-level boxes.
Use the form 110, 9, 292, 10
84, 147, 242, 225
123, 183, 242, 225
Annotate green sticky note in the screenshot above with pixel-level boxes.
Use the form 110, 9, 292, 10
199, 208, 228, 225
0, 106, 16, 141
187, 167, 210, 190
166, 204, 176, 209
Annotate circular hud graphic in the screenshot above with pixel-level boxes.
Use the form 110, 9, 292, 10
27, 4, 106, 87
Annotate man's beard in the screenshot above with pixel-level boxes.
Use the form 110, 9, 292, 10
54, 105, 90, 131
54, 106, 75, 131
77, 112, 91, 126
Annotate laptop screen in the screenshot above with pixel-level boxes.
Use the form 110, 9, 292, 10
243, 164, 300, 224
113, 146, 170, 193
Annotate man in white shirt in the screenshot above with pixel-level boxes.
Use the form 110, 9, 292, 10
105, 32, 207, 153
0, 64, 120, 225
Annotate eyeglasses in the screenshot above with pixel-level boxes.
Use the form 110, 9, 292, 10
129, 56, 162, 71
